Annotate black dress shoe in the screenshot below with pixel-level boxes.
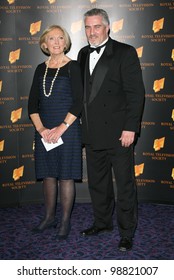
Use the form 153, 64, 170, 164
80, 226, 113, 236
118, 237, 133, 252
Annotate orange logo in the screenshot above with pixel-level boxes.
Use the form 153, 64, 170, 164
90, 0, 97, 3
153, 137, 165, 151
7, 0, 15, 4
0, 140, 5, 152
0, 80, 2, 92
13, 166, 24, 181
48, 0, 56, 3
30, 21, 41, 35
10, 108, 22, 123
153, 78, 165, 93
71, 20, 82, 34
112, 19, 124, 33
9, 49, 20, 64
171, 109, 174, 121
171, 49, 174, 61
172, 168, 174, 180
135, 163, 144, 177
152, 18, 164, 33
136, 46, 143, 58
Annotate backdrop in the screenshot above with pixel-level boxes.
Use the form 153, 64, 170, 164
0, 0, 174, 207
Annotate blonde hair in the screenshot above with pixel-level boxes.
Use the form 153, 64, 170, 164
39, 25, 71, 55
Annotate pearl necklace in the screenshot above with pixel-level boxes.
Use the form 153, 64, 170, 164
43, 57, 60, 98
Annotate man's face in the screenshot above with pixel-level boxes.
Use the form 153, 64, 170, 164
85, 15, 109, 46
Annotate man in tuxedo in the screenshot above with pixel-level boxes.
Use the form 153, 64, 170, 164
77, 8, 145, 251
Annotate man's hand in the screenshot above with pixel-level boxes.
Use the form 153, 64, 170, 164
119, 131, 135, 147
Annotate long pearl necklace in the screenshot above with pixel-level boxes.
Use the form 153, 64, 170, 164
43, 57, 60, 98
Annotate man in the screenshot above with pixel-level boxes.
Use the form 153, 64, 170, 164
77, 8, 145, 251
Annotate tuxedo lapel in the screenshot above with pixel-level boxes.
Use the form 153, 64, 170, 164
88, 56, 109, 104
88, 40, 114, 104
83, 52, 90, 128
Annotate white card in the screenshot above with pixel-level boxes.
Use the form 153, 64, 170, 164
41, 137, 64, 151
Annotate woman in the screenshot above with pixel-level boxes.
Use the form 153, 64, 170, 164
28, 25, 83, 239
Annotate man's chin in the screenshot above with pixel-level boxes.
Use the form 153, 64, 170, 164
88, 40, 99, 46
90, 43, 99, 47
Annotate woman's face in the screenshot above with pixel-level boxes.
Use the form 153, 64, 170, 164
44, 28, 66, 55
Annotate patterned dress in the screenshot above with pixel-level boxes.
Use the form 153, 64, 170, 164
28, 61, 83, 180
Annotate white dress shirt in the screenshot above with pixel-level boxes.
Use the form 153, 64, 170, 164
89, 38, 109, 75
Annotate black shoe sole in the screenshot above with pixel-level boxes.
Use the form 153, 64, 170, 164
81, 228, 113, 237
118, 246, 132, 252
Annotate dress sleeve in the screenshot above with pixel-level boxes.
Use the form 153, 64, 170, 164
68, 61, 84, 117
28, 65, 40, 116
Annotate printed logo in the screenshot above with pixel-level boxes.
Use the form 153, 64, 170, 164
136, 46, 143, 58
152, 18, 164, 33
135, 163, 144, 177
171, 49, 174, 61
153, 137, 165, 151
153, 78, 165, 92
30, 21, 41, 35
172, 168, 174, 180
7, 0, 15, 4
10, 108, 22, 123
9, 49, 20, 64
112, 19, 124, 33
13, 166, 24, 181
172, 109, 174, 121
0, 80, 2, 92
0, 140, 5, 152
48, 0, 56, 3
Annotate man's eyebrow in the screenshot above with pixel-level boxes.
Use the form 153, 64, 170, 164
85, 24, 102, 27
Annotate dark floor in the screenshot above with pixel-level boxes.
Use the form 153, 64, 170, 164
0, 202, 174, 260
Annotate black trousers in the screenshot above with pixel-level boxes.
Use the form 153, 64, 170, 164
85, 144, 138, 238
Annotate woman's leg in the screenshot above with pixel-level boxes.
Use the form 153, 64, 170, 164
56, 179, 75, 239
32, 177, 57, 232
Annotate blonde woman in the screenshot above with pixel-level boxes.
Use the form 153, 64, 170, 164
28, 25, 83, 239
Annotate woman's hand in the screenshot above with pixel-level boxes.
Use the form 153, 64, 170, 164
38, 127, 51, 143
47, 124, 68, 143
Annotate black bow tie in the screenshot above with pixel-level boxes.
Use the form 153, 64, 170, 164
89, 42, 107, 54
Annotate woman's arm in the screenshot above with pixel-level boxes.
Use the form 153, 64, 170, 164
30, 113, 50, 142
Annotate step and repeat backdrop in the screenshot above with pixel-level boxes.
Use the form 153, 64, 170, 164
0, 0, 174, 206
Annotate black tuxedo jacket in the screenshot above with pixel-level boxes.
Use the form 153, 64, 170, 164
78, 37, 145, 150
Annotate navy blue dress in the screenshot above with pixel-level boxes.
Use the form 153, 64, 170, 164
28, 61, 83, 180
